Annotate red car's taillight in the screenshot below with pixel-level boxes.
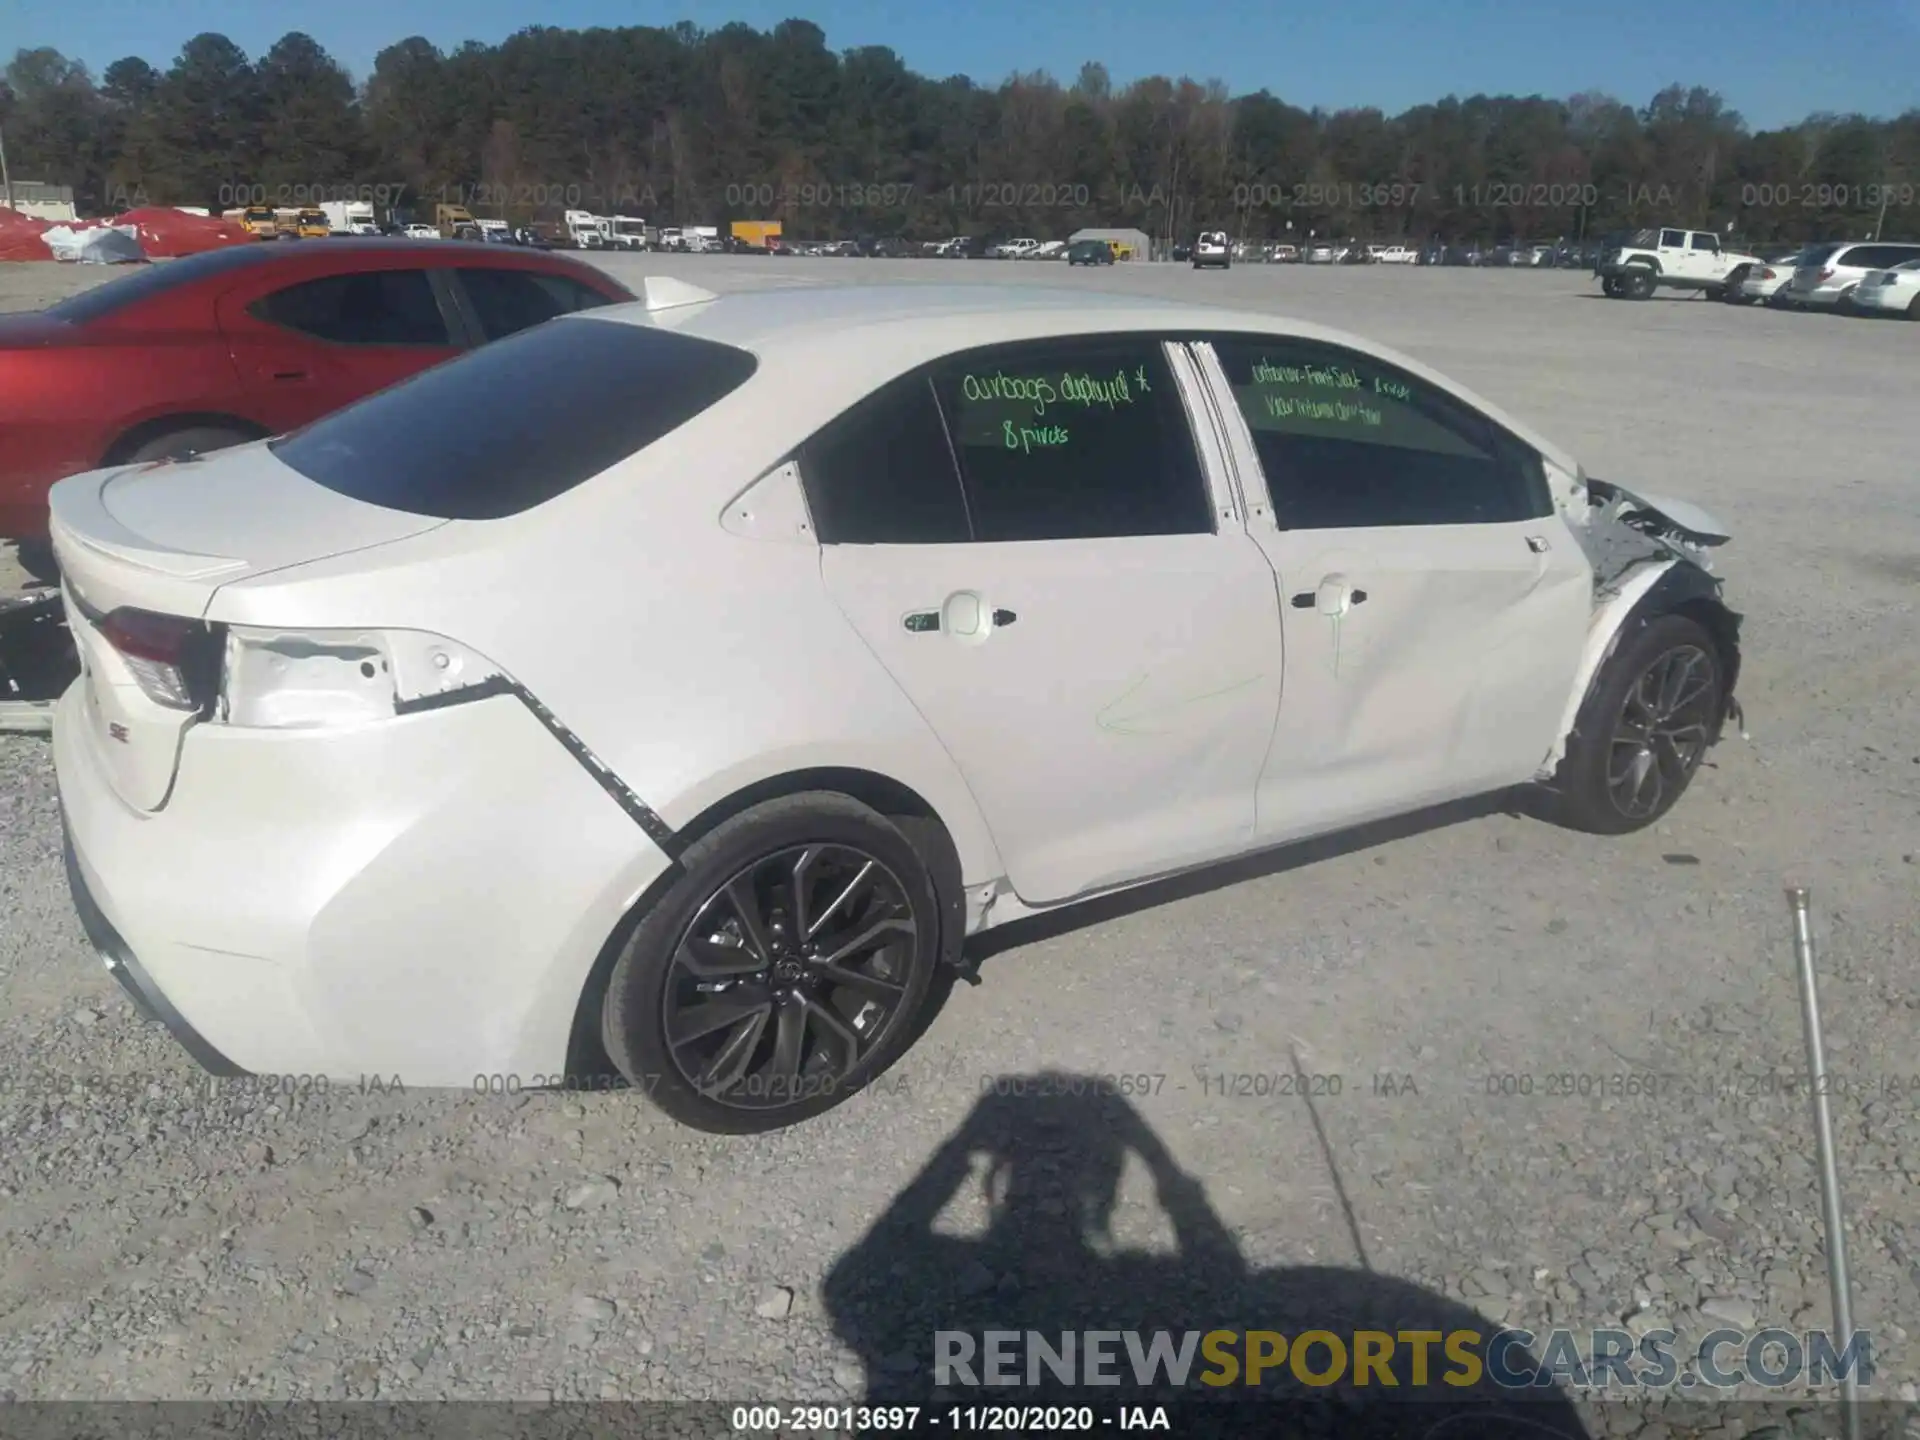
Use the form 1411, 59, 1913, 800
98, 607, 218, 712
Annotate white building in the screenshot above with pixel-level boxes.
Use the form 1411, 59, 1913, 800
4, 181, 78, 222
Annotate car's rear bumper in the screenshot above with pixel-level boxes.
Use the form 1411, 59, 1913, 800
62, 818, 247, 1076
1851, 286, 1912, 314
53, 682, 674, 1086
1784, 283, 1849, 306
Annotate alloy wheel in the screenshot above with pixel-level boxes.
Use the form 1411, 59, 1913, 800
1607, 644, 1717, 820
660, 844, 920, 1112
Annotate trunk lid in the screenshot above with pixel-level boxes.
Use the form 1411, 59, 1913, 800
48, 444, 446, 812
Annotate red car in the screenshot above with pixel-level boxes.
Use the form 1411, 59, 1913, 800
1, 238, 634, 578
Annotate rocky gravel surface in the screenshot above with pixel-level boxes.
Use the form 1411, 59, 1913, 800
2, 258, 1918, 1438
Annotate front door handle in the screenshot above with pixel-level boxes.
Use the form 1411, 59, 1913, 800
271, 370, 309, 381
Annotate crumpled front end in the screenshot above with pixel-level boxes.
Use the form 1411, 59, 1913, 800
1541, 472, 1745, 776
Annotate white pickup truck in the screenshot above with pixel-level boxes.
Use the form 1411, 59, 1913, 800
1597, 226, 1761, 300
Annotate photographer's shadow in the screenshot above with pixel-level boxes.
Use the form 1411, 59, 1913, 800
824, 1077, 1591, 1438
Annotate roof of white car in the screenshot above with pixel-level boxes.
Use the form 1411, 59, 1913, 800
575, 281, 1579, 473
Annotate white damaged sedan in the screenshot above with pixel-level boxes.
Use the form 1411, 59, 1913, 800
49, 278, 1743, 1132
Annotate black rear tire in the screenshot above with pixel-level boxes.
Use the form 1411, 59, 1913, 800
1546, 613, 1724, 836
1625, 268, 1657, 300
601, 792, 943, 1134
122, 425, 257, 465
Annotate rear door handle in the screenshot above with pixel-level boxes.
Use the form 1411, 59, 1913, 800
271, 370, 309, 381
1291, 589, 1366, 607
902, 598, 1016, 636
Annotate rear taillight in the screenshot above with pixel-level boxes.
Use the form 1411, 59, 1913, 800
1817, 267, 1835, 281
98, 607, 219, 712
217, 626, 503, 729
1759, 267, 1776, 279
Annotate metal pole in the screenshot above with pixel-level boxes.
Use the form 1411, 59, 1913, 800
1786, 887, 1861, 1440
0, 123, 14, 212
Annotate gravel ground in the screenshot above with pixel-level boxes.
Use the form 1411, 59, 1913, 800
1, 255, 1917, 1436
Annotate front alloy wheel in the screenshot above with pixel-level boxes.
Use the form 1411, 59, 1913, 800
1545, 613, 1724, 836
1606, 644, 1718, 822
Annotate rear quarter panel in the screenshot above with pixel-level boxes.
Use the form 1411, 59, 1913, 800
203, 375, 1007, 891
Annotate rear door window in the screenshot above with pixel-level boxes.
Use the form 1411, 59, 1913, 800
1209, 336, 1546, 529
270, 316, 757, 519
927, 337, 1212, 543
1688, 233, 1719, 252
453, 267, 617, 341
249, 269, 452, 346
798, 374, 972, 544
1659, 229, 1686, 248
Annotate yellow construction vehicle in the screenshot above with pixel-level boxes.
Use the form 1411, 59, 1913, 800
435, 204, 479, 240
731, 219, 782, 249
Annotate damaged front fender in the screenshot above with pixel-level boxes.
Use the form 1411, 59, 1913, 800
1539, 475, 1745, 777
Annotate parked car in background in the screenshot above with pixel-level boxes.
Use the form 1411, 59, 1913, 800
989, 238, 1041, 259
0, 239, 633, 579
402, 223, 438, 239
1031, 240, 1065, 259
1374, 245, 1416, 264
1725, 246, 1807, 304
1305, 243, 1336, 263
1193, 231, 1231, 269
1597, 227, 1760, 300
1781, 240, 1920, 311
1064, 239, 1115, 266
1849, 257, 1920, 318
49, 279, 1743, 1134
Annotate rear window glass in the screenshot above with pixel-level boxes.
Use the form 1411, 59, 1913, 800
269, 316, 757, 520
44, 245, 277, 324
1797, 244, 1842, 266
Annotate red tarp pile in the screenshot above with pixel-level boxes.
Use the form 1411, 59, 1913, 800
0, 205, 257, 261
0, 207, 54, 261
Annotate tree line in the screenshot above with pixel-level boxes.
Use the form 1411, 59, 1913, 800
3, 24, 1917, 246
